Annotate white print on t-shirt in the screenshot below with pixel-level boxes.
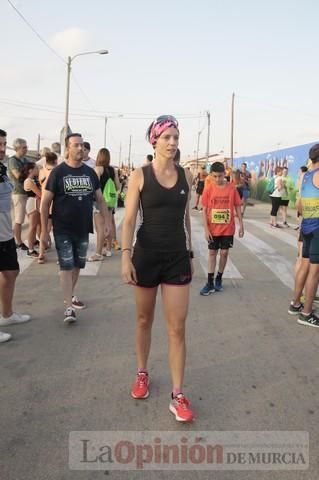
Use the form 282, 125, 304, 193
63, 175, 93, 196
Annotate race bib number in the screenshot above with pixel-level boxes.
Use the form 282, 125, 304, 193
211, 209, 231, 224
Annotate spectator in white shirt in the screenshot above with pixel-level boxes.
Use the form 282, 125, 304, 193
83, 142, 96, 168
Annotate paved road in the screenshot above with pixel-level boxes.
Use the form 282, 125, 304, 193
0, 202, 318, 479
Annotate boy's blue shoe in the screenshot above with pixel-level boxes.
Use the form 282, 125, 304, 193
214, 277, 223, 291
200, 282, 215, 296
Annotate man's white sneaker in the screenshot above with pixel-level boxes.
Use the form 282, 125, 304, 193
0, 312, 31, 326
0, 331, 11, 343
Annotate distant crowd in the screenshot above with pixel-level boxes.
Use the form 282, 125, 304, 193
4, 138, 129, 262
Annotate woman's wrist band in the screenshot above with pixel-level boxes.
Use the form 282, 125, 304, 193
122, 248, 132, 253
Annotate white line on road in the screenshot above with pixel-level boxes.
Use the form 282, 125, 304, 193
245, 219, 298, 249
236, 230, 294, 290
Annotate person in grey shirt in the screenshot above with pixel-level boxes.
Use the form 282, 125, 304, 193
7, 138, 29, 249
51, 141, 63, 165
0, 129, 31, 341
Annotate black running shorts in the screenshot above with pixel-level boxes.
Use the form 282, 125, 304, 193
302, 228, 319, 264
208, 236, 234, 250
132, 248, 192, 287
196, 180, 205, 195
0, 238, 19, 272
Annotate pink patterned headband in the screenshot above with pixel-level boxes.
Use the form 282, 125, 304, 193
147, 115, 179, 147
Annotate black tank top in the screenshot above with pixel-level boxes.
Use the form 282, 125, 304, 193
26, 177, 40, 197
135, 164, 190, 252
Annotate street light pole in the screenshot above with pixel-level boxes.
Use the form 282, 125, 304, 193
64, 49, 109, 150
230, 92, 235, 168
64, 56, 72, 144
119, 142, 122, 168
36, 133, 41, 156
128, 135, 132, 172
103, 114, 123, 147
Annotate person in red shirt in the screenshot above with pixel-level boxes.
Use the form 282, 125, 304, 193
200, 161, 244, 295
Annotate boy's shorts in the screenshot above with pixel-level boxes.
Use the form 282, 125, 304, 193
208, 236, 234, 250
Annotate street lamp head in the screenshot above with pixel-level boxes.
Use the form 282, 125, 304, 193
98, 49, 109, 55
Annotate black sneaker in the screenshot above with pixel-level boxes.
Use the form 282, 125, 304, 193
297, 311, 319, 328
17, 242, 28, 251
288, 302, 303, 315
64, 307, 76, 324
27, 250, 39, 258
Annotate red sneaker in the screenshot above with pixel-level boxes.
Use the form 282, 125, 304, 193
169, 393, 194, 422
131, 372, 150, 399
71, 296, 86, 310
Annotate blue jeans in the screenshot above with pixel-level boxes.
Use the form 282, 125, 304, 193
54, 233, 89, 270
242, 188, 250, 200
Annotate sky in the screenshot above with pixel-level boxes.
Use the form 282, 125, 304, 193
1, 0, 319, 165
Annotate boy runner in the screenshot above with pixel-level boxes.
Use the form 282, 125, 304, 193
200, 161, 244, 295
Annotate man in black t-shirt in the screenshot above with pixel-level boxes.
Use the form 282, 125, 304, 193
40, 133, 108, 324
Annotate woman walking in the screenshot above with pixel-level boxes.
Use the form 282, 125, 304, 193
87, 148, 112, 262
38, 152, 58, 263
192, 166, 207, 210
269, 166, 284, 228
22, 163, 41, 257
121, 115, 194, 422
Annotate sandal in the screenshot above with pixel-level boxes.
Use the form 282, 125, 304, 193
87, 253, 104, 262
38, 255, 45, 264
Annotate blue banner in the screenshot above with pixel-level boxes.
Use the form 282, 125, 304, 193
233, 142, 318, 183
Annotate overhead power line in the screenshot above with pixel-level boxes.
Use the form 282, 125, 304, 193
0, 98, 206, 120
7, 0, 66, 64
71, 73, 100, 113
6, 0, 101, 111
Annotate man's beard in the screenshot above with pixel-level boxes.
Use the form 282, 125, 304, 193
71, 154, 83, 161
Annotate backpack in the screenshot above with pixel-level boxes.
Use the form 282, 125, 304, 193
100, 168, 117, 208
266, 176, 275, 194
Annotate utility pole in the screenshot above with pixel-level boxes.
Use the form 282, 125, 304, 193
196, 131, 201, 170
119, 142, 122, 168
128, 135, 132, 172
206, 110, 211, 164
64, 56, 72, 148
230, 92, 235, 168
37, 134, 41, 156
104, 116, 108, 147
